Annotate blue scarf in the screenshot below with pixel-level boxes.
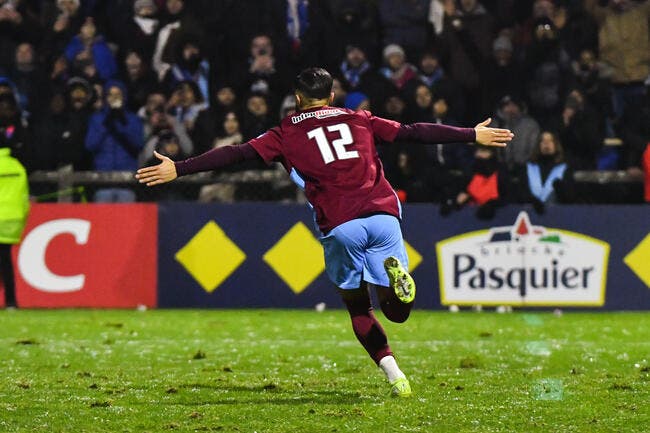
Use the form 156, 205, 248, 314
340, 60, 370, 88
527, 162, 566, 202
287, 0, 310, 41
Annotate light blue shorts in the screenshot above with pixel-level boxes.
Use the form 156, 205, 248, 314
320, 214, 409, 289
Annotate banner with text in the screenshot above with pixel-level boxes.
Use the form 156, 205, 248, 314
11, 204, 157, 308
157, 203, 650, 310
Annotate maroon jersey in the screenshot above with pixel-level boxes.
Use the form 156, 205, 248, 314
249, 106, 401, 233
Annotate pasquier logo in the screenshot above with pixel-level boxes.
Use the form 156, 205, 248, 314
18, 219, 90, 293
436, 212, 610, 306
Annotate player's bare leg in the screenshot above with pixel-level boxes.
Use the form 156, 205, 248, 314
339, 283, 412, 397
376, 284, 413, 323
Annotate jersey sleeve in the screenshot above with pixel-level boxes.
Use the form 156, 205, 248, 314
363, 110, 401, 142
248, 127, 283, 164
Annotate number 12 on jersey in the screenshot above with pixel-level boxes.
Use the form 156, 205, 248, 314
307, 123, 359, 164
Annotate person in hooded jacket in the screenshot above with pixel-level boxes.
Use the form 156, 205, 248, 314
85, 79, 143, 202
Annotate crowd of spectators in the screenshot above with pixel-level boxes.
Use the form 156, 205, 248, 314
0, 0, 648, 204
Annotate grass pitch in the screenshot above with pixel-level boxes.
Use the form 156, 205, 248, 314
0, 309, 648, 432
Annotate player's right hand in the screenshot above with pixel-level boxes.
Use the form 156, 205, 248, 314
135, 151, 177, 186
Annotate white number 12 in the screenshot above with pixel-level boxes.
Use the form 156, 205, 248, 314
307, 123, 359, 164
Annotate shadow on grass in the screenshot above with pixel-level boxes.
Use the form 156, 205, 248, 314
159, 383, 369, 405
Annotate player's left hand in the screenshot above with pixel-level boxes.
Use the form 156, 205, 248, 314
474, 118, 514, 147
135, 151, 177, 186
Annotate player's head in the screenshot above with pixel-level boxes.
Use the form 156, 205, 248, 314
294, 67, 334, 110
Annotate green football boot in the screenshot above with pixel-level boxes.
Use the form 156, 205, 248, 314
390, 377, 412, 398
384, 256, 416, 304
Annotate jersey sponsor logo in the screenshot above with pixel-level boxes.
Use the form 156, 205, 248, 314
436, 211, 610, 306
290, 108, 347, 124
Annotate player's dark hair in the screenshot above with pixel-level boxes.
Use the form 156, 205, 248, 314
294, 67, 333, 100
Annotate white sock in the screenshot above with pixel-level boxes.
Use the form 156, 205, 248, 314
378, 355, 406, 382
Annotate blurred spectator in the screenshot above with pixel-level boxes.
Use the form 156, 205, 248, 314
152, 0, 204, 80
417, 51, 466, 120
142, 129, 189, 167
344, 91, 370, 111
0, 140, 29, 309
0, 0, 41, 71
447, 145, 510, 220
481, 34, 523, 117
64, 17, 118, 82
0, 76, 24, 122
166, 80, 207, 137
388, 149, 435, 202
425, 95, 474, 170
214, 111, 244, 148
33, 77, 94, 170
162, 37, 210, 104
139, 104, 192, 167
123, 50, 159, 113
619, 84, 650, 172
405, 83, 433, 122
279, 94, 296, 118
570, 48, 613, 124
521, 131, 574, 212
437, 0, 495, 121
492, 95, 540, 172
42, 0, 84, 66
378, 0, 432, 62
321, 0, 379, 66
283, 0, 327, 68
336, 44, 388, 109
0, 90, 30, 168
85, 80, 143, 202
382, 93, 407, 122
192, 85, 239, 154
559, 89, 604, 170
331, 78, 347, 107
556, 0, 599, 59
587, 0, 650, 121
241, 93, 274, 141
197, 110, 260, 203
379, 44, 418, 90
5, 42, 48, 120
119, 0, 160, 62
236, 34, 289, 110
138, 90, 167, 130
523, 16, 571, 129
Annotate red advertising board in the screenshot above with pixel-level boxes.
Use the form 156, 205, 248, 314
8, 204, 157, 308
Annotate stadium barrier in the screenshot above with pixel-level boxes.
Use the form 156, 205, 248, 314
28, 169, 645, 203
6, 203, 649, 310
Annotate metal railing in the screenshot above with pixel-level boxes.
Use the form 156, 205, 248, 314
28, 167, 643, 203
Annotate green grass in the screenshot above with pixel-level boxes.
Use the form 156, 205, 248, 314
0, 309, 648, 432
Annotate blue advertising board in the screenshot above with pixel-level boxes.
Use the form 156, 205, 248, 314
157, 203, 650, 310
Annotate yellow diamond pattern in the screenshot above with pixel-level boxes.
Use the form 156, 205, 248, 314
404, 240, 422, 272
263, 222, 325, 294
624, 233, 650, 289
175, 221, 246, 293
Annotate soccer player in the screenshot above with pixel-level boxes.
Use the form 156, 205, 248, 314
136, 67, 513, 397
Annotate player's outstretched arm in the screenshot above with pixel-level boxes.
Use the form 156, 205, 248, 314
474, 118, 514, 147
135, 143, 261, 187
136, 151, 177, 186
392, 118, 513, 146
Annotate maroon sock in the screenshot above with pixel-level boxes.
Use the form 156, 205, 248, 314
342, 294, 392, 365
